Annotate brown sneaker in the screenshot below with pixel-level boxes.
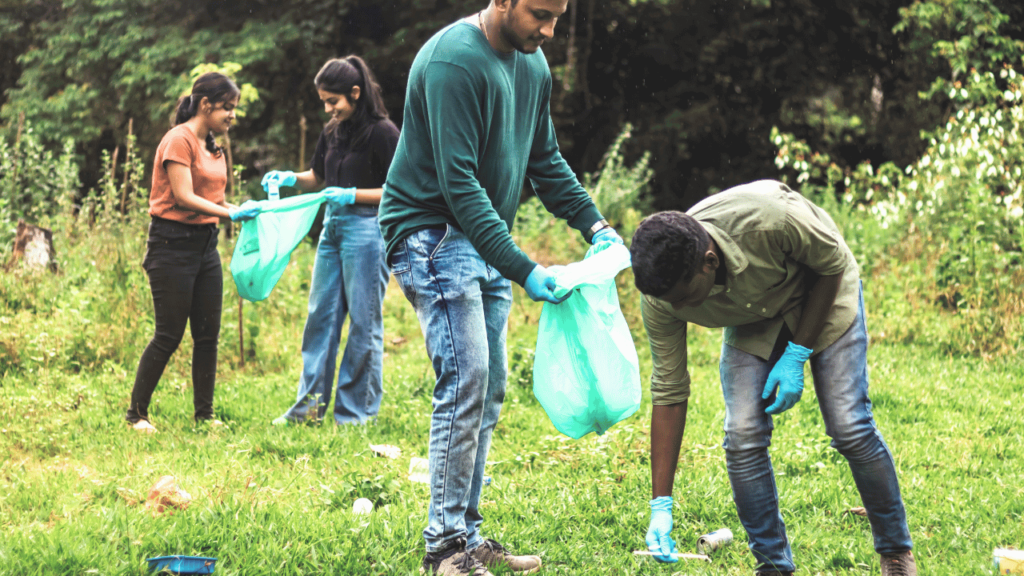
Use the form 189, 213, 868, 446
470, 539, 541, 574
421, 539, 494, 576
880, 550, 917, 576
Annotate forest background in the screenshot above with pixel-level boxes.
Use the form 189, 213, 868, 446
0, 0, 1019, 210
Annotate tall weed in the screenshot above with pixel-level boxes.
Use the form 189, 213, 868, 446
771, 69, 1024, 357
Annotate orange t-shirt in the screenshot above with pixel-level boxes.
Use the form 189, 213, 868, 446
148, 124, 227, 224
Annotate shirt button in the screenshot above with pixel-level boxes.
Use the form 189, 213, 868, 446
746, 303, 751, 308
762, 308, 767, 312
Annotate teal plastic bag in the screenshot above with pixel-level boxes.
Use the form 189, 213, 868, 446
230, 193, 326, 302
533, 242, 641, 439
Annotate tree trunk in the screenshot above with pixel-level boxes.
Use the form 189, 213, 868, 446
6, 220, 57, 273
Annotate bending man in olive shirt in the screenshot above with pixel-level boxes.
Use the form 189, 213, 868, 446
379, 1, 621, 574
630, 180, 915, 576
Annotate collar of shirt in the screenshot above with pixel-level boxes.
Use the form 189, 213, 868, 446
702, 221, 747, 296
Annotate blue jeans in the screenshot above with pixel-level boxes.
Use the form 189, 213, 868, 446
719, 286, 912, 572
389, 226, 512, 553
279, 205, 389, 425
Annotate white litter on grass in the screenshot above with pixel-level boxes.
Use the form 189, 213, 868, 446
633, 550, 711, 562
370, 444, 402, 459
353, 498, 373, 515
409, 457, 430, 484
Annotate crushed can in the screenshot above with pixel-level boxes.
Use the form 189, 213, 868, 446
696, 528, 734, 554
994, 549, 1024, 575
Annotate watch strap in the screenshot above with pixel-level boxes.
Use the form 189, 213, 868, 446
586, 219, 611, 243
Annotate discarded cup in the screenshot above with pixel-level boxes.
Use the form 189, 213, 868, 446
353, 498, 373, 515
409, 457, 429, 484
696, 528, 733, 554
994, 548, 1024, 574
145, 476, 192, 515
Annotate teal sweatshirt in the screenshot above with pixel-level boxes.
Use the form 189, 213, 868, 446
379, 21, 603, 286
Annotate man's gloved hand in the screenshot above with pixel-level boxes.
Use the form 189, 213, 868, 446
762, 341, 813, 415
645, 496, 677, 563
323, 186, 357, 208
261, 170, 297, 192
591, 227, 624, 245
524, 265, 571, 304
229, 200, 262, 222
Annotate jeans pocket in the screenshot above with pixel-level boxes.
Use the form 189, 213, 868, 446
389, 239, 411, 275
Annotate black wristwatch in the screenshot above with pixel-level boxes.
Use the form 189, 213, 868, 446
585, 219, 611, 243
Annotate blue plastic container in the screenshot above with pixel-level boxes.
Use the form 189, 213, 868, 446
146, 556, 217, 575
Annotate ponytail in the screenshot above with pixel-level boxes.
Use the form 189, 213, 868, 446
314, 55, 390, 151
170, 72, 240, 156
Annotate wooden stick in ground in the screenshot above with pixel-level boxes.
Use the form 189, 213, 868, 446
238, 295, 245, 368
12, 111, 25, 184
110, 145, 120, 189
221, 130, 243, 366
119, 118, 133, 214
299, 115, 307, 171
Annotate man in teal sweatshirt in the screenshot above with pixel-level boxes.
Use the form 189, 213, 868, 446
379, 1, 621, 574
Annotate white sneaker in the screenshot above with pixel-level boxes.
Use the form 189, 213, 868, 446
131, 420, 157, 434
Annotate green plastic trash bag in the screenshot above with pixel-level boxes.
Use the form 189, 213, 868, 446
230, 193, 326, 302
533, 242, 641, 439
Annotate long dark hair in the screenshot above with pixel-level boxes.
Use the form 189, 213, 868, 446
315, 56, 389, 151
171, 72, 240, 156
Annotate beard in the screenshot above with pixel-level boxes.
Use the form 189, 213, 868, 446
498, 14, 544, 54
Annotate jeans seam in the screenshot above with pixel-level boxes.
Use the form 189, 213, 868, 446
429, 256, 459, 541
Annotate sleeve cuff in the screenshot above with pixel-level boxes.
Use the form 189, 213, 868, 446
506, 253, 539, 287
651, 375, 692, 406
567, 205, 605, 238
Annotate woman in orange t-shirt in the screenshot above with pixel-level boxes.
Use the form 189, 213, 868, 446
126, 72, 260, 434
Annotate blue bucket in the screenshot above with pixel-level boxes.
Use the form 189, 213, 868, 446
146, 556, 217, 575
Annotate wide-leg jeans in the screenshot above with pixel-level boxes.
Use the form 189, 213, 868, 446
719, 285, 912, 572
280, 204, 389, 425
390, 225, 512, 553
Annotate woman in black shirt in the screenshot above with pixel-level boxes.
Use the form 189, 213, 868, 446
262, 56, 398, 425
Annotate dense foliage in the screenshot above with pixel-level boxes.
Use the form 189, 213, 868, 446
2, 0, 1021, 210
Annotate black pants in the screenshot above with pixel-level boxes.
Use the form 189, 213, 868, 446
127, 217, 222, 423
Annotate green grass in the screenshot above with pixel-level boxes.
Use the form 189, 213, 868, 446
2, 241, 1023, 576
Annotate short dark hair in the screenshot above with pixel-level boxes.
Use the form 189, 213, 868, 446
630, 211, 711, 297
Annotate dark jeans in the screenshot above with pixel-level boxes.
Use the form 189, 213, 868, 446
126, 217, 222, 423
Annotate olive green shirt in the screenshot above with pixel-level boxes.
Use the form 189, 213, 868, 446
641, 180, 860, 405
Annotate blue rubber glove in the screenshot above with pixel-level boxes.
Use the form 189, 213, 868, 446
261, 170, 297, 192
591, 227, 624, 245
645, 496, 677, 563
323, 186, 357, 208
524, 265, 571, 304
762, 341, 813, 415
229, 200, 262, 222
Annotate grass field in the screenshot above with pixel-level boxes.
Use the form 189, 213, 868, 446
2, 240, 1023, 576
